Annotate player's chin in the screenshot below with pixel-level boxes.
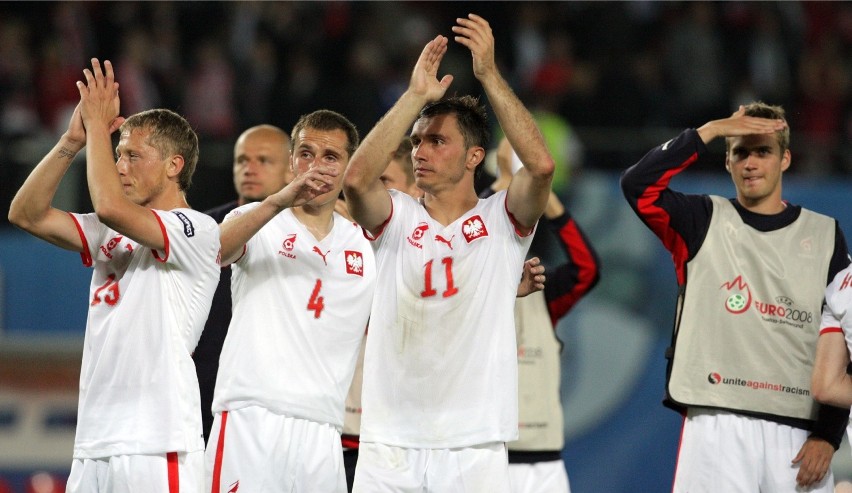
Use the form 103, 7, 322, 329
308, 189, 338, 207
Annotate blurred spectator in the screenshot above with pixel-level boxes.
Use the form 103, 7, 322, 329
663, 2, 727, 126
0, 18, 40, 137
115, 28, 162, 116
0, 0, 849, 188
184, 38, 236, 139
34, 37, 80, 136
795, 27, 849, 174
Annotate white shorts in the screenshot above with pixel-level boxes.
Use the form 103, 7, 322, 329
353, 441, 510, 493
205, 406, 346, 493
508, 460, 570, 493
674, 408, 834, 493
67, 451, 203, 493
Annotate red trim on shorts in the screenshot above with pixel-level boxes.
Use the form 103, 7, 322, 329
671, 413, 687, 493
151, 210, 170, 263
212, 411, 228, 493
820, 326, 843, 335
167, 452, 179, 493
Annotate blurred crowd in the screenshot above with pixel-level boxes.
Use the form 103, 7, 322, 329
0, 1, 850, 205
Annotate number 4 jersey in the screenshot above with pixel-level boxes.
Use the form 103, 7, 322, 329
360, 189, 534, 448
212, 205, 375, 430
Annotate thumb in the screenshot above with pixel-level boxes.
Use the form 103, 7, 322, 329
791, 449, 804, 465
439, 74, 454, 91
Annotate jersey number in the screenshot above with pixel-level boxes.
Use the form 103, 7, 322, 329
308, 279, 325, 318
421, 257, 458, 298
91, 274, 120, 306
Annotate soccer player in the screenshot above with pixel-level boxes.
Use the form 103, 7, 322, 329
621, 102, 850, 492
343, 14, 555, 492
206, 110, 374, 493
192, 124, 293, 443
8, 59, 219, 491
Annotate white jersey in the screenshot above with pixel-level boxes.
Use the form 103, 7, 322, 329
360, 190, 534, 448
69, 209, 219, 459
820, 266, 852, 354
213, 204, 375, 429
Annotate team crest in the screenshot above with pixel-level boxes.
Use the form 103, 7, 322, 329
345, 250, 364, 276
462, 215, 488, 243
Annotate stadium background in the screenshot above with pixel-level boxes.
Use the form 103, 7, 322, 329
0, 2, 850, 491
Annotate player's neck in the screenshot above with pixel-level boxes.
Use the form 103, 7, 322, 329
422, 189, 479, 226
145, 190, 189, 211
293, 203, 334, 241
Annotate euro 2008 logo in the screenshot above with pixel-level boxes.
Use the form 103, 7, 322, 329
726, 294, 747, 312
720, 275, 752, 314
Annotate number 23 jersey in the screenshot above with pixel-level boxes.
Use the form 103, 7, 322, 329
361, 189, 534, 448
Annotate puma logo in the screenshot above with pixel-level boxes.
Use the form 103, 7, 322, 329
435, 235, 454, 250
313, 246, 330, 265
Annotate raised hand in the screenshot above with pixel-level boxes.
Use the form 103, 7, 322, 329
64, 103, 87, 149
452, 14, 497, 83
270, 163, 339, 210
697, 105, 787, 144
409, 35, 454, 102
76, 58, 123, 132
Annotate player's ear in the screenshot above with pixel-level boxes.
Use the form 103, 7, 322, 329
168, 155, 185, 180
467, 146, 485, 169
780, 149, 791, 172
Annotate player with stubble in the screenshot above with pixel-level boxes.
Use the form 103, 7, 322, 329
343, 14, 555, 492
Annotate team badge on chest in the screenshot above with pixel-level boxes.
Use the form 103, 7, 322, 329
345, 250, 364, 276
461, 215, 488, 243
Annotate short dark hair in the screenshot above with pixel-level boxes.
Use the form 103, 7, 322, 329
121, 109, 199, 192
419, 95, 490, 150
726, 101, 789, 153
290, 110, 359, 158
418, 95, 490, 179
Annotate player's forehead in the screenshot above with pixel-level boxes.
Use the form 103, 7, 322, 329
117, 127, 155, 153
728, 134, 780, 153
411, 114, 460, 139
294, 127, 350, 158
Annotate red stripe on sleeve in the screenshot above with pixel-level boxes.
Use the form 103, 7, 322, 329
635, 153, 697, 285
67, 213, 93, 267
548, 219, 599, 325
151, 210, 170, 263
503, 193, 535, 238
363, 198, 394, 241
820, 326, 843, 335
